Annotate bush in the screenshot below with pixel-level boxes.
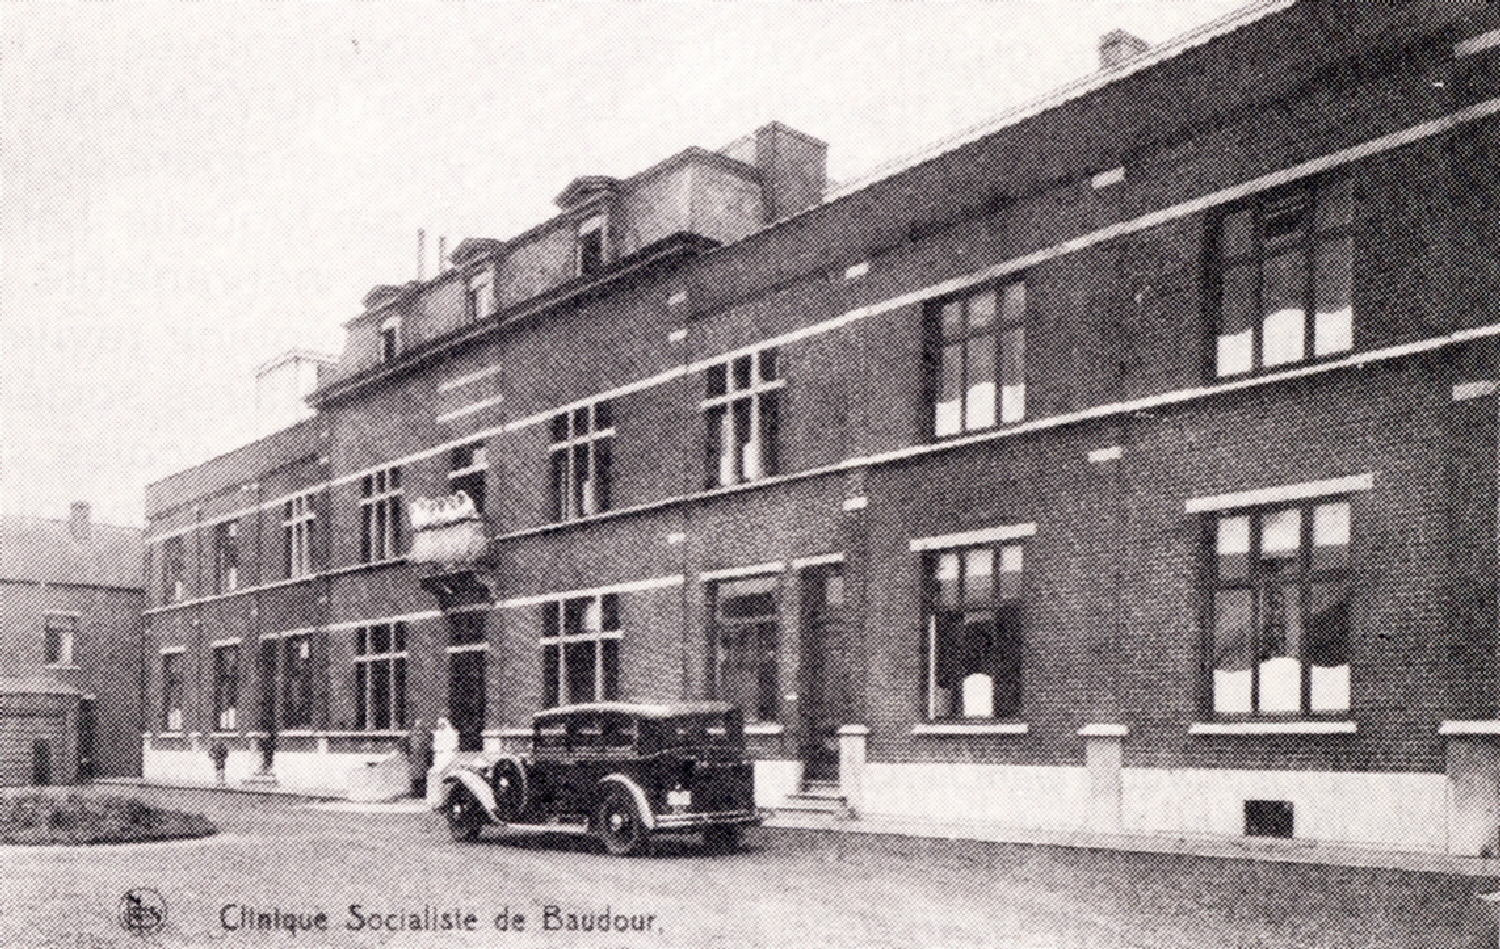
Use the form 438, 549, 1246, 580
0, 793, 216, 846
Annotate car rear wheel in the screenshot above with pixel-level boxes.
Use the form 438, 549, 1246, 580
702, 824, 742, 853
445, 788, 483, 843
596, 788, 648, 856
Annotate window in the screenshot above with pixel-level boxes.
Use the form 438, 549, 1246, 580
280, 634, 317, 730
923, 543, 1024, 720
704, 349, 781, 487
283, 493, 316, 579
161, 651, 184, 732
212, 643, 239, 731
1207, 499, 1352, 716
378, 315, 400, 364
161, 536, 186, 602
354, 623, 408, 730
710, 576, 780, 723
212, 520, 239, 593
43, 613, 77, 666
359, 466, 403, 563
549, 402, 613, 520
449, 442, 488, 515
931, 281, 1026, 438
467, 269, 495, 321
1212, 176, 1353, 377
577, 214, 606, 276
541, 594, 621, 707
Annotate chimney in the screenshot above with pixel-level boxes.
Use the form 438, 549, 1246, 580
69, 501, 90, 541
437, 235, 448, 274
752, 122, 828, 222
417, 229, 427, 279
1099, 29, 1150, 70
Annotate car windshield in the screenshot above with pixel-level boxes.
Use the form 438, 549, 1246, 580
649, 712, 743, 751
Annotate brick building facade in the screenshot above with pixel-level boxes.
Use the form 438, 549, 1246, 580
143, 2, 1500, 853
0, 504, 143, 784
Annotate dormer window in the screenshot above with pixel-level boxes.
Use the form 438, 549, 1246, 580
378, 315, 401, 364
577, 215, 606, 276
467, 269, 495, 321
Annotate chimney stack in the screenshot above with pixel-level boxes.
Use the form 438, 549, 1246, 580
417, 229, 427, 279
69, 501, 90, 541
1099, 29, 1150, 70
438, 235, 448, 274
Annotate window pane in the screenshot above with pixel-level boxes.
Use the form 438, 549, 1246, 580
940, 301, 963, 340
601, 639, 620, 701
1311, 501, 1351, 570
964, 335, 996, 430
1000, 324, 1025, 424
993, 604, 1023, 718
1000, 282, 1026, 325
732, 355, 753, 391
1307, 581, 1351, 713
935, 552, 961, 608
963, 547, 994, 604
1261, 251, 1307, 367
566, 640, 597, 703
967, 290, 996, 329
1258, 583, 1303, 714
1314, 236, 1353, 356
959, 614, 995, 718
706, 364, 727, 398
935, 343, 964, 437
1212, 589, 1253, 715
998, 545, 1024, 600
1316, 177, 1353, 230
1263, 193, 1307, 246
1217, 265, 1256, 377
1260, 508, 1302, 558
372, 660, 391, 729
719, 576, 777, 619
542, 645, 560, 708
1221, 208, 1254, 257
1216, 515, 1251, 580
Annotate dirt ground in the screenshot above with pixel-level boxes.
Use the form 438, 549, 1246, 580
1, 785, 1496, 948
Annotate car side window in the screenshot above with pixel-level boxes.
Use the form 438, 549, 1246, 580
571, 715, 604, 756
535, 721, 568, 755
601, 714, 636, 751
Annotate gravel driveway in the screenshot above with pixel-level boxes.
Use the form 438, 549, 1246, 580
1, 786, 1495, 948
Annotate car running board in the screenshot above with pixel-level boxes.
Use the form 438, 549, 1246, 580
493, 821, 591, 836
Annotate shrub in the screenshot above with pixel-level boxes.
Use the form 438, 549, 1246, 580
0, 793, 216, 846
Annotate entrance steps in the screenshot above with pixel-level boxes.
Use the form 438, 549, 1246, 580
773, 780, 853, 821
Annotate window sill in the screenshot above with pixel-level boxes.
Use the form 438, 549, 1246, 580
44, 664, 81, 671
1439, 720, 1500, 736
1188, 720, 1356, 735
744, 723, 786, 736
321, 730, 410, 739
912, 722, 1029, 736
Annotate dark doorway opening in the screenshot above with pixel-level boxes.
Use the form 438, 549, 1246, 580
798, 564, 845, 783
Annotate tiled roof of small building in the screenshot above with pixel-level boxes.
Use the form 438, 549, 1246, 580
0, 515, 143, 590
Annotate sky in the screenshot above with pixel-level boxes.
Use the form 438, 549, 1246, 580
1, 0, 1250, 527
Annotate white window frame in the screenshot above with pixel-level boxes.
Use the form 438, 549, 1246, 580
283, 492, 316, 579
378, 315, 401, 365
449, 442, 489, 515
353, 623, 408, 731
541, 593, 622, 707
43, 612, 78, 667
161, 649, 185, 732
703, 347, 783, 487
359, 466, 403, 563
549, 402, 615, 520
467, 268, 496, 320
213, 519, 239, 593
211, 642, 240, 732
577, 213, 607, 276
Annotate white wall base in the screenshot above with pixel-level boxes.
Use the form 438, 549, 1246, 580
863, 762, 1091, 828
144, 747, 399, 797
753, 759, 802, 808
1121, 766, 1449, 852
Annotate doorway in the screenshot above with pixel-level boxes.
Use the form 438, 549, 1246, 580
798, 564, 845, 783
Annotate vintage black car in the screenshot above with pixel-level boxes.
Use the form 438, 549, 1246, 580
435, 701, 760, 855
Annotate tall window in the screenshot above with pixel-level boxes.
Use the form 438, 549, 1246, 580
467, 269, 495, 321
550, 402, 613, 521
161, 536, 186, 602
1212, 176, 1353, 377
355, 623, 408, 729
280, 634, 316, 730
378, 315, 400, 364
1207, 499, 1352, 716
704, 349, 781, 487
923, 543, 1024, 720
449, 442, 488, 515
212, 643, 240, 731
931, 281, 1026, 438
161, 651, 184, 732
43, 613, 78, 666
212, 520, 239, 593
710, 576, 780, 723
541, 594, 621, 707
359, 466, 403, 563
283, 493, 316, 579
577, 214, 606, 276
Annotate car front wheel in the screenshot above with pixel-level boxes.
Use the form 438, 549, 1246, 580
596, 788, 648, 857
445, 789, 483, 843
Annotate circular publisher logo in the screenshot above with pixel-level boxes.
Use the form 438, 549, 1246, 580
119, 888, 166, 936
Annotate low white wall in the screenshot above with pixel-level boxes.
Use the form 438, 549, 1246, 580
863, 761, 1091, 828
753, 759, 802, 808
1120, 767, 1449, 852
144, 747, 399, 797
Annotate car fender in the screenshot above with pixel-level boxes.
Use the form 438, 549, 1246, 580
443, 769, 501, 823
598, 774, 656, 831
490, 753, 530, 819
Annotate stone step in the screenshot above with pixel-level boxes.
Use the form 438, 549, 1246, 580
777, 792, 853, 819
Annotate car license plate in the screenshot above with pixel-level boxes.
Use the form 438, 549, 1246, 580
666, 789, 692, 809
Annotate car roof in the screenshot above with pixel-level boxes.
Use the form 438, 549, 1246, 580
532, 700, 737, 722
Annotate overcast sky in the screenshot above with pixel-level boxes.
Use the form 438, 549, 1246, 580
1, 0, 1249, 526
